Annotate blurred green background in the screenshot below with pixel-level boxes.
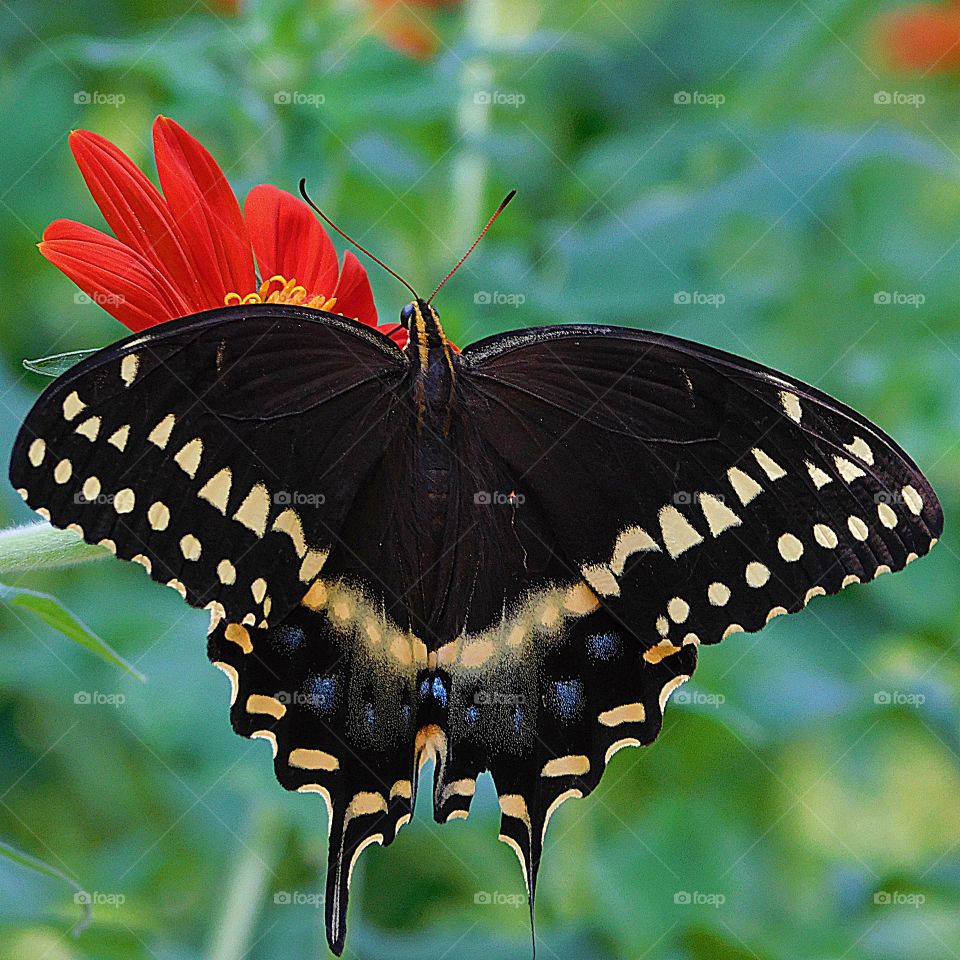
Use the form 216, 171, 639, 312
1, 0, 960, 957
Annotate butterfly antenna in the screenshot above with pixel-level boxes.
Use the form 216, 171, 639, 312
299, 179, 419, 300
427, 190, 516, 305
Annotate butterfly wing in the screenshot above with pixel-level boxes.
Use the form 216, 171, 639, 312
10, 304, 409, 629
440, 323, 942, 900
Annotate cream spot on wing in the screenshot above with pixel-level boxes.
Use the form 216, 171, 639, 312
289, 748, 339, 771
216, 559, 236, 585
805, 460, 832, 489
658, 675, 689, 712
301, 580, 327, 611
36, 507, 51, 520
906, 551, 918, 564
834, 456, 865, 483
82, 476, 101, 501
728, 466, 762, 505
132, 554, 152, 573
658, 505, 703, 559
752, 447, 787, 481
250, 577, 268, 604
598, 702, 646, 726
212, 661, 239, 706
224, 623, 253, 653
107, 424, 130, 452
848, 515, 869, 541
723, 623, 744, 638
75, 416, 100, 441
250, 730, 278, 757
610, 525, 660, 574
460, 638, 496, 668
777, 533, 804, 562
246, 694, 285, 719
841, 574, 860, 588
113, 488, 135, 514
62, 391, 85, 421
167, 579, 187, 599
667, 597, 690, 623
779, 390, 802, 424
875, 564, 891, 577
67, 523, 83, 536
804, 586, 826, 604
766, 606, 788, 622
234, 482, 270, 537
272, 508, 307, 558
147, 501, 170, 531
120, 353, 139, 386
708, 581, 731, 606
298, 549, 328, 583
902, 485, 923, 516
541, 755, 590, 777
53, 459, 72, 484
16, 488, 27, 501
581, 563, 620, 597
541, 788, 582, 842
877, 502, 898, 529
180, 533, 202, 561
683, 632, 700, 646
814, 523, 838, 549
27, 438, 45, 467
745, 561, 770, 588
656, 615, 670, 638
174, 438, 203, 478
148, 413, 175, 449
698, 493, 742, 537
605, 738, 642, 764
98, 537, 115, 553
844, 435, 874, 465
564, 582, 600, 615
198, 468, 232, 514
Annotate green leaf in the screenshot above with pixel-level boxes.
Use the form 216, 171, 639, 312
0, 837, 91, 936
0, 584, 146, 682
0, 522, 111, 572
23, 348, 99, 377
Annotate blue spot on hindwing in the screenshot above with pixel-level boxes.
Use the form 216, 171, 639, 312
586, 632, 620, 661
549, 679, 584, 722
431, 676, 449, 709
302, 675, 337, 714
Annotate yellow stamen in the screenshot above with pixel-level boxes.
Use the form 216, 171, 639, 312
223, 274, 338, 312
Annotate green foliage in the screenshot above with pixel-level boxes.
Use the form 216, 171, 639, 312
0, 0, 958, 958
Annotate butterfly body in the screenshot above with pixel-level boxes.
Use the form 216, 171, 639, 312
9, 302, 943, 954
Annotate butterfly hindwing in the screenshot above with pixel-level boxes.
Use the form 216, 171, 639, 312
10, 304, 409, 630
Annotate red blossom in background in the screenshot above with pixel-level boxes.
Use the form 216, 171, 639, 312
877, 1, 960, 71
367, 0, 462, 60
40, 116, 407, 348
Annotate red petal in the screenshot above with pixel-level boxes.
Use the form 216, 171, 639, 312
69, 129, 212, 313
40, 220, 191, 331
879, 8, 960, 71
378, 324, 409, 349
153, 116, 255, 302
244, 185, 339, 297
332, 250, 378, 326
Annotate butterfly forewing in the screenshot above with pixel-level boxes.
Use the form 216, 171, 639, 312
10, 305, 409, 629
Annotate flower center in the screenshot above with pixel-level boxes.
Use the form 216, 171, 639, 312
224, 274, 337, 311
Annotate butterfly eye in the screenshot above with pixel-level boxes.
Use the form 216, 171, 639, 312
400, 303, 415, 323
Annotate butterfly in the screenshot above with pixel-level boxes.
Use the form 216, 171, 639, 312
9, 197, 943, 954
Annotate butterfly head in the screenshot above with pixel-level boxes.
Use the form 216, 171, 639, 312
401, 299, 444, 343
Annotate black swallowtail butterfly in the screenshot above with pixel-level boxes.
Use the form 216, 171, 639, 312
9, 231, 943, 953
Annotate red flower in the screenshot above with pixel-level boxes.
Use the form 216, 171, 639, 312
367, 0, 462, 60
877, 1, 960, 71
40, 116, 406, 347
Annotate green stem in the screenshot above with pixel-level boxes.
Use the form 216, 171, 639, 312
0, 522, 110, 574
